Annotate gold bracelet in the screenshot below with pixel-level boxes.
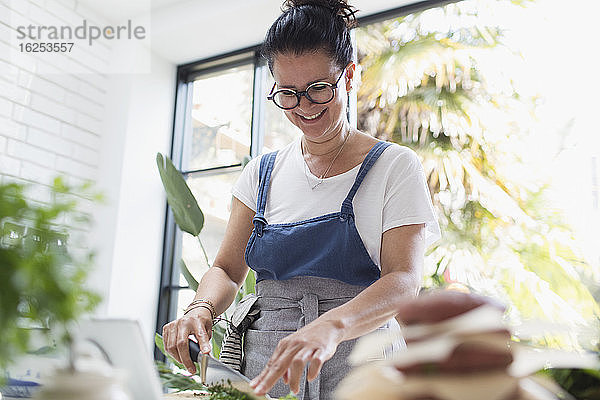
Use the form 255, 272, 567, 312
188, 298, 216, 311
185, 300, 216, 315
184, 299, 217, 319
184, 304, 217, 320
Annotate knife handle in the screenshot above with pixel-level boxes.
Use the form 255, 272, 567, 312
188, 339, 201, 362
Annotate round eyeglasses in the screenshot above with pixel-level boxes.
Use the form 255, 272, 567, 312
267, 69, 346, 110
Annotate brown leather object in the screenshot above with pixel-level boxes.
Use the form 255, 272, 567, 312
397, 337, 513, 375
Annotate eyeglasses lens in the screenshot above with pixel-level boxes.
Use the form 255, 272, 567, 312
307, 84, 334, 103
273, 84, 335, 109
274, 91, 299, 109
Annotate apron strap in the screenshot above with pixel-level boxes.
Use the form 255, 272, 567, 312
298, 293, 320, 399
341, 141, 392, 218
253, 151, 278, 237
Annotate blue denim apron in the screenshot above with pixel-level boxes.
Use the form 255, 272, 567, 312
242, 141, 400, 400
245, 140, 391, 286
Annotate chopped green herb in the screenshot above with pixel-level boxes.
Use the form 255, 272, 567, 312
205, 381, 254, 399
156, 362, 297, 400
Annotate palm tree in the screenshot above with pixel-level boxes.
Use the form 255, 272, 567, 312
356, 0, 599, 349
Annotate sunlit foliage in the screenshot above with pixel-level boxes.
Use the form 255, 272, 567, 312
357, 0, 599, 350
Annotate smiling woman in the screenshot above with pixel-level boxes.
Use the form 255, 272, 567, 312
161, 1, 440, 399
156, 0, 600, 398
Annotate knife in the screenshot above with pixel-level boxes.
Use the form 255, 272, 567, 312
188, 339, 251, 385
188, 340, 277, 399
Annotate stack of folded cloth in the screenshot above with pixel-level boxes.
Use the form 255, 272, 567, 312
335, 304, 598, 400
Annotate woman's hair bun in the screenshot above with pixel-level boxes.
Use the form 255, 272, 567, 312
262, 0, 357, 71
282, 0, 358, 28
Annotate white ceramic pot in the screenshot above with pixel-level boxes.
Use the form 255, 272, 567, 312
32, 367, 131, 400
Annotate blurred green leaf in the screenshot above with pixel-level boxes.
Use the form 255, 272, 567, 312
236, 270, 256, 304
155, 333, 186, 370
242, 270, 256, 297
180, 259, 199, 292
540, 363, 600, 400
211, 323, 225, 359
241, 155, 253, 168
156, 153, 204, 236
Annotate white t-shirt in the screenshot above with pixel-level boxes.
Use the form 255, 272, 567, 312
232, 137, 441, 267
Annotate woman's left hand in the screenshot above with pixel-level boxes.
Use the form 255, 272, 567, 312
249, 319, 345, 395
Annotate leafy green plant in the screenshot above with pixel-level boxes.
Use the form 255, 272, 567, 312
0, 177, 101, 382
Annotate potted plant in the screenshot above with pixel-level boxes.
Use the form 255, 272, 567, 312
0, 177, 101, 393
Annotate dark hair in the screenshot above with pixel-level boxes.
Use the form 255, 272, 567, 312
261, 0, 358, 72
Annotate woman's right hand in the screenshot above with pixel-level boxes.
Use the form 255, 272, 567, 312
161, 198, 255, 373
162, 307, 214, 374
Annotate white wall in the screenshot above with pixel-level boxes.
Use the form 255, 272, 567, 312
100, 47, 174, 346
150, 0, 421, 64
0, 0, 107, 275
0, 0, 175, 350
0, 0, 104, 190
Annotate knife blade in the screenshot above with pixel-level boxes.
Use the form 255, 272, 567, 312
188, 339, 251, 385
200, 353, 209, 384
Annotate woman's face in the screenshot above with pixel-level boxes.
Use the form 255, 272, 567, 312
271, 50, 354, 142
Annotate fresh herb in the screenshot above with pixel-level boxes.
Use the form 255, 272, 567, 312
205, 381, 256, 399
157, 363, 297, 400
156, 361, 204, 392
207, 381, 296, 400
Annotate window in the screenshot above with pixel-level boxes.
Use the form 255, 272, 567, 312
154, 49, 304, 358
157, 0, 599, 357
183, 64, 254, 171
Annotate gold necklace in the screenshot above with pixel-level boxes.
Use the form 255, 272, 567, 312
302, 131, 352, 190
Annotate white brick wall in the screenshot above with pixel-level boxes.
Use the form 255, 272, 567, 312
0, 96, 13, 117
0, 0, 106, 197
0, 153, 20, 177
0, 58, 19, 81
28, 127, 72, 157
7, 137, 56, 167
0, 115, 26, 140
61, 122, 100, 149
1, 0, 175, 349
